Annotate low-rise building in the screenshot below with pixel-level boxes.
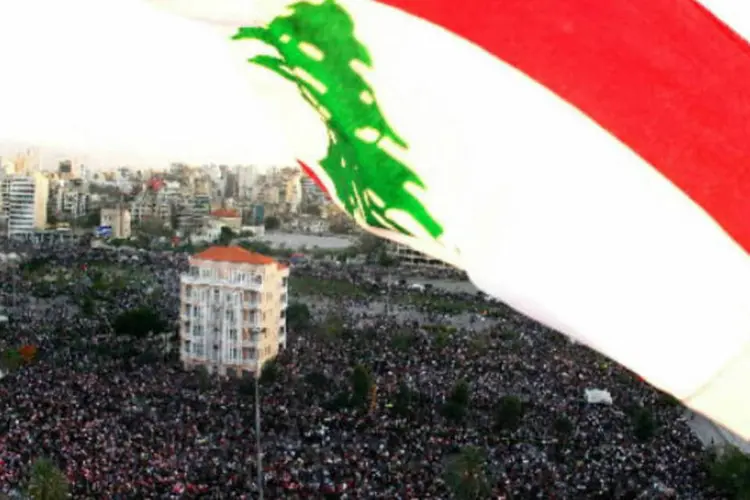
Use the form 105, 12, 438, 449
210, 208, 242, 232
100, 207, 132, 239
179, 246, 289, 377
386, 241, 456, 271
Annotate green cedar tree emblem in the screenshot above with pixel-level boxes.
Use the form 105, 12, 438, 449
232, 0, 444, 241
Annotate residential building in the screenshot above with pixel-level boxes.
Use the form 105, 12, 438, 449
58, 159, 84, 181
1, 173, 49, 237
210, 208, 242, 232
300, 175, 326, 206
179, 246, 289, 377
237, 165, 259, 199
242, 204, 265, 227
190, 218, 223, 244
385, 241, 456, 271
100, 207, 132, 239
62, 190, 90, 219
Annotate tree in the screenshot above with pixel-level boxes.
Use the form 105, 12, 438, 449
632, 408, 656, 441
302, 204, 322, 217
75, 211, 100, 229
443, 379, 470, 422
707, 446, 750, 499
113, 307, 167, 338
286, 303, 312, 331
391, 330, 416, 351
0, 349, 23, 372
305, 371, 330, 391
136, 218, 172, 238
350, 364, 372, 407
238, 240, 275, 256
264, 216, 281, 231
319, 313, 345, 341
26, 457, 70, 500
329, 221, 351, 234
553, 415, 574, 440
358, 233, 384, 256
494, 395, 524, 431
218, 226, 236, 245
392, 381, 417, 417
259, 359, 280, 385
444, 446, 492, 500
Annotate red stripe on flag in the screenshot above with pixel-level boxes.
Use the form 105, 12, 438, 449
380, 0, 750, 252
298, 160, 331, 199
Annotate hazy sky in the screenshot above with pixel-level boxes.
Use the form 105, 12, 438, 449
0, 0, 321, 168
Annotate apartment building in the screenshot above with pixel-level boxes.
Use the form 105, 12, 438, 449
100, 207, 132, 239
210, 208, 242, 232
179, 246, 289, 377
386, 241, 457, 271
0, 173, 49, 237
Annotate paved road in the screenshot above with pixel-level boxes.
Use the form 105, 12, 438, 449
687, 411, 750, 454
304, 296, 500, 332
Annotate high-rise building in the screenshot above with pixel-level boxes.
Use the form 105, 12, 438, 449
179, 246, 290, 377
237, 165, 259, 199
1, 173, 49, 237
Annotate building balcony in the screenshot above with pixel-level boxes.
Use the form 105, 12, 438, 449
181, 275, 264, 290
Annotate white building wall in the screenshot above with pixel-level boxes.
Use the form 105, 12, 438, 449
2, 175, 47, 237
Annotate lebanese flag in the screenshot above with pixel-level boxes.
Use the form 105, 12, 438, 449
3, 0, 750, 440
148, 0, 750, 442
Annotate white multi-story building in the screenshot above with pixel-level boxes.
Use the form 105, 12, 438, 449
1, 173, 48, 237
386, 241, 457, 271
179, 246, 289, 377
100, 207, 132, 239
237, 165, 259, 199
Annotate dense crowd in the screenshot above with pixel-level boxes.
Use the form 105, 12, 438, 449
0, 239, 721, 498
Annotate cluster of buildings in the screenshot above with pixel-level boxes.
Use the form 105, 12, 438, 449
0, 148, 450, 273
0, 150, 333, 243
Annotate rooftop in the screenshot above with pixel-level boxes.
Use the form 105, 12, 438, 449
210, 209, 240, 218
193, 246, 275, 265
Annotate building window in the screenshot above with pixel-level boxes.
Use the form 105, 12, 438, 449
190, 266, 200, 277
230, 347, 240, 361
242, 348, 255, 360
227, 328, 238, 341
193, 343, 204, 357
213, 289, 220, 302
192, 324, 204, 337
184, 286, 192, 299
201, 267, 212, 279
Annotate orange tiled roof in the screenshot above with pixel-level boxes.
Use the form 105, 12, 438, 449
193, 246, 275, 265
210, 209, 240, 218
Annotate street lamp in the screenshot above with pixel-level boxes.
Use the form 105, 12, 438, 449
255, 369, 264, 500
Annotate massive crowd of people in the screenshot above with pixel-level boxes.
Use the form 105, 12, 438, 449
0, 238, 724, 498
